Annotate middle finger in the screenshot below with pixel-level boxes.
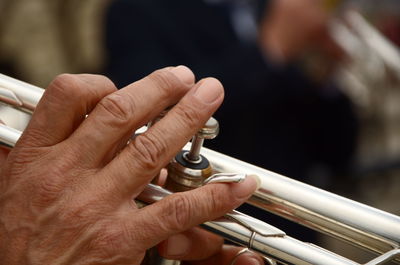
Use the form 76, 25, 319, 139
66, 66, 195, 167
158, 228, 224, 261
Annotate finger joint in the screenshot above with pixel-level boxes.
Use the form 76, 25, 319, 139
98, 93, 134, 123
128, 132, 167, 172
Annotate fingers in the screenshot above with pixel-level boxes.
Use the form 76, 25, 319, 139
66, 66, 195, 166
19, 74, 117, 147
157, 228, 223, 260
123, 176, 258, 251
158, 229, 263, 265
185, 245, 264, 265
97, 77, 224, 197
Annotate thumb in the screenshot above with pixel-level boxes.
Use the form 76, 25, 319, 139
126, 175, 258, 251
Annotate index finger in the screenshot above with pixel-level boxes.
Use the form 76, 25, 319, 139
98, 77, 224, 198
20, 74, 116, 148
64, 66, 195, 167
186, 245, 264, 265
158, 228, 224, 261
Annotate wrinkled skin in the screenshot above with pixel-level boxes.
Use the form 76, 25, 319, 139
0, 66, 262, 265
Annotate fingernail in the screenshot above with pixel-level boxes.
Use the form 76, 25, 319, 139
248, 257, 263, 265
232, 254, 263, 265
231, 175, 258, 199
166, 234, 190, 257
170, 65, 195, 85
248, 174, 261, 190
193, 78, 223, 104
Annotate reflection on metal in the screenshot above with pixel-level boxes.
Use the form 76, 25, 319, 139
203, 172, 247, 184
331, 11, 400, 170
0, 74, 399, 264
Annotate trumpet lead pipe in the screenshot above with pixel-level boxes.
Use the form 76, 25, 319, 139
202, 147, 400, 259
0, 74, 43, 112
138, 183, 359, 265
0, 73, 399, 264
0, 124, 22, 148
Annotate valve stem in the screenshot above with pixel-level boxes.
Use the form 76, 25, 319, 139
184, 117, 219, 164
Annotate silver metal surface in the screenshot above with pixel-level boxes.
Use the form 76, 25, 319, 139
201, 147, 400, 262
0, 74, 43, 133
138, 184, 360, 265
0, 73, 399, 264
199, 117, 219, 139
225, 211, 285, 237
185, 117, 219, 163
365, 249, 400, 265
0, 73, 43, 112
203, 173, 246, 184
0, 123, 22, 148
166, 154, 212, 189
230, 248, 277, 265
0, 87, 23, 107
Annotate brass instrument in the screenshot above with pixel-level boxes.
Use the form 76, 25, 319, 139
0, 73, 399, 265
331, 10, 400, 168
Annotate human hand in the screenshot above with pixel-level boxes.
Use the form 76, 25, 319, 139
259, 0, 330, 62
0, 148, 9, 166
157, 228, 264, 265
0, 66, 259, 265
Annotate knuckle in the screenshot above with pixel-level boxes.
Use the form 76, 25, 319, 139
8, 146, 49, 175
18, 127, 53, 147
48, 74, 117, 105
60, 203, 88, 222
129, 132, 167, 171
59, 196, 106, 223
48, 74, 83, 99
98, 93, 134, 122
81, 74, 115, 87
206, 185, 232, 213
78, 74, 117, 96
173, 103, 203, 130
92, 221, 143, 258
92, 228, 123, 253
32, 174, 64, 207
163, 194, 192, 232
148, 70, 181, 99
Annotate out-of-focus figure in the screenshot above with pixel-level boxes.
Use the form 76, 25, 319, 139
0, 0, 109, 87
0, 0, 399, 262
331, 2, 400, 175
104, 0, 360, 244
105, 0, 358, 190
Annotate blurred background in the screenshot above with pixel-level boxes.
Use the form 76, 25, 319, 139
0, 0, 399, 263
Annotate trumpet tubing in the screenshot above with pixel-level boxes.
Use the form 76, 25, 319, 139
0, 73, 399, 265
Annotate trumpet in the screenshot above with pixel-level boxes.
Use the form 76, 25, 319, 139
0, 73, 399, 265
330, 10, 400, 171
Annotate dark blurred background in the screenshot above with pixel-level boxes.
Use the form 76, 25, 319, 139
0, 0, 399, 263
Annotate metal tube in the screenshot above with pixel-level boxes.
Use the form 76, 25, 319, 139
201, 148, 400, 257
0, 124, 22, 148
0, 73, 399, 264
365, 249, 400, 265
0, 74, 43, 112
138, 184, 359, 265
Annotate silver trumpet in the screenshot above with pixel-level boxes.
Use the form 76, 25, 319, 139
330, 10, 400, 172
0, 73, 399, 265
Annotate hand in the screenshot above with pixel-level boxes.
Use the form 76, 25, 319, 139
157, 228, 264, 265
259, 0, 330, 62
0, 148, 9, 166
0, 66, 259, 265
